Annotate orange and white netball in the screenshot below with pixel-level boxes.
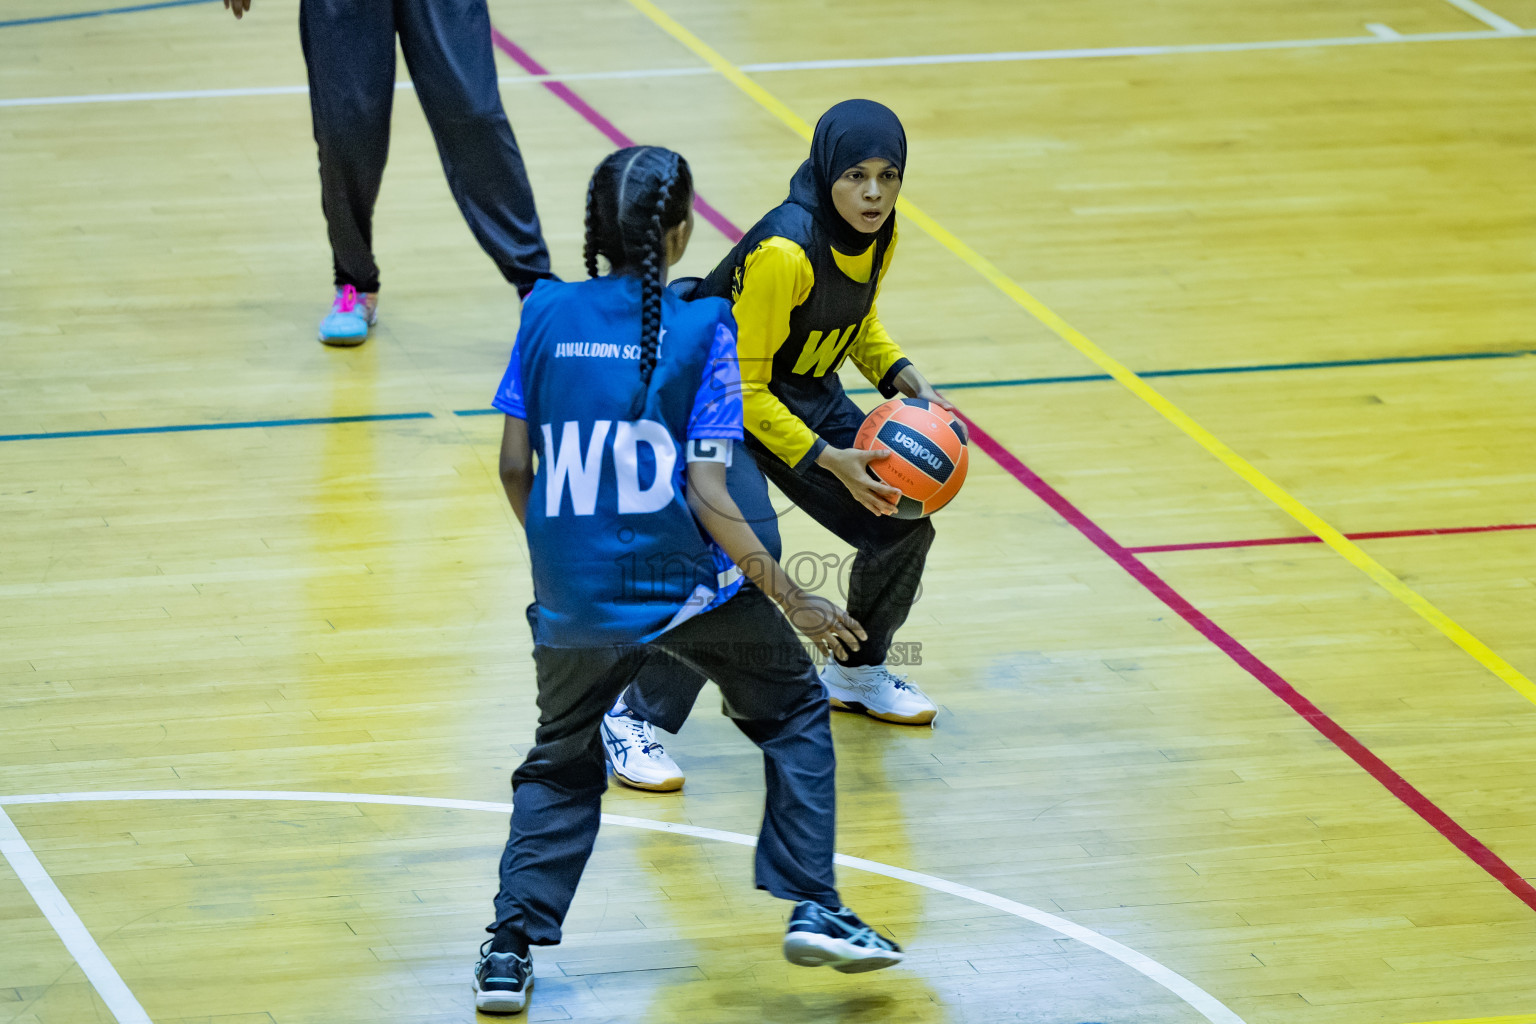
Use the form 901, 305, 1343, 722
854, 397, 969, 519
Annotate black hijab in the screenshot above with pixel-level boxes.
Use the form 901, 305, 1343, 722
786, 99, 907, 255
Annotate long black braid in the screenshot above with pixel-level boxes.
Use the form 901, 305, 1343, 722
581, 147, 693, 416
636, 150, 682, 402
581, 172, 601, 282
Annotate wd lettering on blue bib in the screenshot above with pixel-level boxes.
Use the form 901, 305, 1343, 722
541, 418, 677, 517
613, 420, 676, 513
877, 421, 953, 480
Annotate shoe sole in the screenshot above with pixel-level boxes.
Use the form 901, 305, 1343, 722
827, 696, 936, 726
319, 312, 377, 347
783, 931, 904, 973
473, 975, 532, 1014
610, 769, 684, 792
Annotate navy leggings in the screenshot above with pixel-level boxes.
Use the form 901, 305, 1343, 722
299, 0, 550, 293
489, 585, 840, 946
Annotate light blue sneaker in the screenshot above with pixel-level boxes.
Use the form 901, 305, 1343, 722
318, 285, 377, 346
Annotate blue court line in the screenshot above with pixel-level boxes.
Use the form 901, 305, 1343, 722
6, 347, 1531, 440
891, 347, 1536, 395
0, 0, 216, 30
453, 346, 1536, 410
0, 412, 432, 443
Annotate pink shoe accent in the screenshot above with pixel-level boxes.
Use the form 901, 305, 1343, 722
334, 285, 359, 313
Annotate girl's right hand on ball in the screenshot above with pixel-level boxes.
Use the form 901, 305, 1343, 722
819, 446, 900, 515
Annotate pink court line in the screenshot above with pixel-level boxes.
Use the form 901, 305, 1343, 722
1128, 521, 1536, 554
487, 26, 1536, 915
489, 28, 740, 243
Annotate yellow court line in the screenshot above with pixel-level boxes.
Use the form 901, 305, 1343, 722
624, 0, 1536, 709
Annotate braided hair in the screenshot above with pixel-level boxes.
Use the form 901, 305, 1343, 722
582, 146, 693, 416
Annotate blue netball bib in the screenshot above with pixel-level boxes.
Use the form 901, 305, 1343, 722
494, 276, 745, 647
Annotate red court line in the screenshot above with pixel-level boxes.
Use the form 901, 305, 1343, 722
489, 28, 741, 243
1129, 521, 1536, 554
487, 25, 1536, 915
958, 413, 1536, 913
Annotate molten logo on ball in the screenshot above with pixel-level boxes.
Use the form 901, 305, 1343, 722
889, 429, 944, 472
854, 398, 969, 519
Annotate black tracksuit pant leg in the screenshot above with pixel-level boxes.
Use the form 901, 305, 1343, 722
394, 0, 550, 290
300, 0, 396, 293
652, 587, 838, 907
490, 643, 649, 946
300, 0, 551, 294
489, 587, 838, 947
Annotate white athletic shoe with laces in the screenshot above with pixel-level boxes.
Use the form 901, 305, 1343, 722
820, 662, 937, 725
600, 702, 684, 791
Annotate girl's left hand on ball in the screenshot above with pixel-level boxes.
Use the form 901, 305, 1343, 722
913, 385, 956, 412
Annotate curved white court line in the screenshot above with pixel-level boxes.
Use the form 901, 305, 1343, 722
0, 788, 1247, 1024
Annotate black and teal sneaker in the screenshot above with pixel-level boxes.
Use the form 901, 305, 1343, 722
473, 940, 533, 1014
783, 901, 905, 973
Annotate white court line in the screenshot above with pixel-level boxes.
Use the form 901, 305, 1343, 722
1366, 23, 1403, 39
0, 805, 154, 1024
735, 26, 1534, 70
2, 27, 1533, 108
0, 788, 1248, 1024
1440, 0, 1524, 33
0, 69, 713, 108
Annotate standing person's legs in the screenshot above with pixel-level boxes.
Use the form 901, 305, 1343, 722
393, 0, 551, 293
299, 0, 395, 296
488, 644, 647, 949
608, 451, 786, 784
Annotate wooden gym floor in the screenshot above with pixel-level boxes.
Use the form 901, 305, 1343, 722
2, 1, 1534, 1022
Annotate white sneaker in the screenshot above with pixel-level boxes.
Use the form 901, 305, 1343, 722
820, 662, 937, 725
600, 703, 684, 791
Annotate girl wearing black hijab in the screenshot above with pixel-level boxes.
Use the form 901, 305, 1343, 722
600, 100, 952, 792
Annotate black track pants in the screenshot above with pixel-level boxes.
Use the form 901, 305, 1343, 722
299, 0, 550, 293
